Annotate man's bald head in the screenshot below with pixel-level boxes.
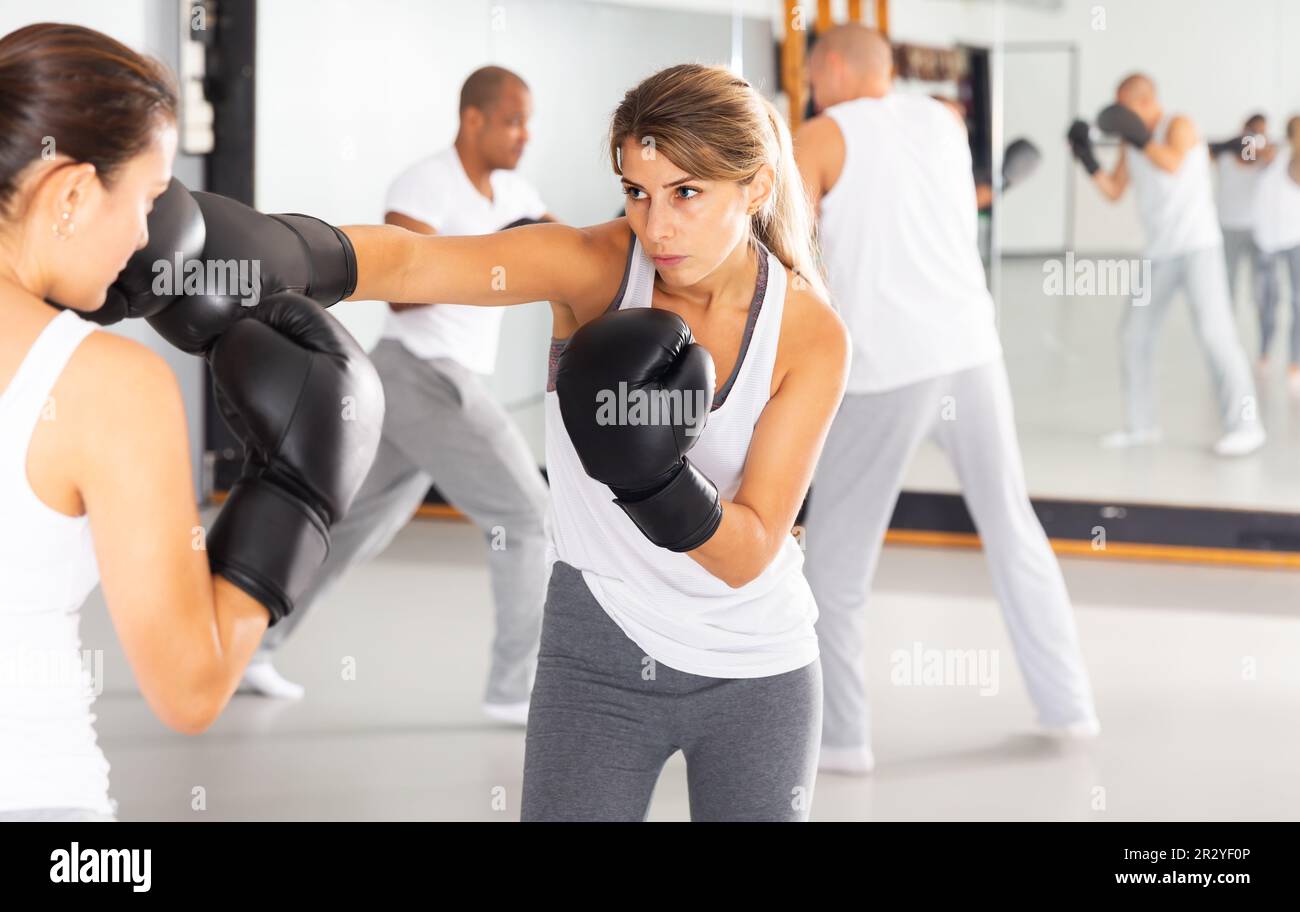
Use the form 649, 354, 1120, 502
812, 23, 892, 80
1115, 72, 1162, 129
1116, 73, 1156, 105
808, 24, 893, 110
460, 65, 528, 116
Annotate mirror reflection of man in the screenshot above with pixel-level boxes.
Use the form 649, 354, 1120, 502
1071, 74, 1265, 456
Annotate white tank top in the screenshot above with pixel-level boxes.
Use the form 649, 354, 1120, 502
1253, 152, 1300, 254
1216, 154, 1264, 230
819, 93, 1002, 394
0, 310, 110, 814
543, 234, 819, 679
1128, 121, 1222, 258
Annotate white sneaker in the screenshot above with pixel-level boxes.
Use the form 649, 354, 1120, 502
1100, 427, 1163, 449
818, 744, 876, 775
1212, 424, 1266, 457
237, 659, 305, 700
482, 700, 530, 727
1040, 717, 1101, 740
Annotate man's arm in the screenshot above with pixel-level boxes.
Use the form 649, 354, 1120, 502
1093, 145, 1130, 201
792, 114, 845, 217
383, 210, 561, 312
1145, 115, 1197, 174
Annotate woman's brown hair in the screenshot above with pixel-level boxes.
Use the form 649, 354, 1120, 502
608, 63, 828, 301
0, 22, 177, 216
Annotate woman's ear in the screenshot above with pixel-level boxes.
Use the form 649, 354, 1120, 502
33, 159, 98, 227
748, 163, 776, 216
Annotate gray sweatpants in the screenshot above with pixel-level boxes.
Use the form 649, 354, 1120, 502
259, 339, 549, 706
521, 561, 821, 822
1223, 226, 1281, 360
803, 359, 1097, 753
1121, 245, 1260, 434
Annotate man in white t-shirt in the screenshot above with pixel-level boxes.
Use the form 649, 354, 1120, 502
243, 66, 555, 724
794, 25, 1099, 775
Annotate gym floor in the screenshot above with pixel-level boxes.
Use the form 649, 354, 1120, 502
84, 512, 1300, 822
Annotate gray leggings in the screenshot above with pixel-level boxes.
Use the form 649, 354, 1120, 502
521, 561, 822, 822
1265, 245, 1300, 365
1224, 227, 1291, 362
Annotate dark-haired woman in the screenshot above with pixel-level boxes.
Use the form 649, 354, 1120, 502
0, 23, 378, 821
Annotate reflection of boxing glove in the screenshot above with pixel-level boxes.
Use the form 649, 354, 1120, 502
1001, 138, 1042, 190
51, 178, 206, 326
206, 292, 384, 624
556, 308, 723, 552
1067, 120, 1100, 175
146, 190, 357, 355
1097, 103, 1151, 149
1209, 135, 1246, 158
1209, 134, 1265, 163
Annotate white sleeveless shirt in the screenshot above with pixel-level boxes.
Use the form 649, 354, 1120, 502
543, 235, 819, 679
1127, 121, 1222, 258
0, 310, 110, 814
1216, 154, 1264, 230
1253, 152, 1300, 254
818, 93, 1002, 394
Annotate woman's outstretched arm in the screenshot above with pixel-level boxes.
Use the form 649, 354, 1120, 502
343, 221, 618, 310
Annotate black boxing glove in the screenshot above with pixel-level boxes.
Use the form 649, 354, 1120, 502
1067, 120, 1100, 175
1097, 103, 1152, 150
1002, 137, 1042, 190
499, 216, 546, 230
1209, 135, 1246, 158
556, 308, 722, 552
1209, 134, 1265, 163
146, 190, 357, 354
50, 178, 206, 326
206, 292, 384, 623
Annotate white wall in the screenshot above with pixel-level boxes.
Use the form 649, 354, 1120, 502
256, 0, 770, 424
0, 0, 148, 47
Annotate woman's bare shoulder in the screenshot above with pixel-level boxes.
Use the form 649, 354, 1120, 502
60, 329, 183, 434
563, 217, 635, 324
780, 271, 848, 356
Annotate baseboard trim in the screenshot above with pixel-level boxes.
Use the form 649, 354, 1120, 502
207, 483, 1300, 570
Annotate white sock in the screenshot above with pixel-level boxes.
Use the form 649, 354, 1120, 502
238, 658, 305, 700
482, 699, 529, 727
818, 744, 876, 775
